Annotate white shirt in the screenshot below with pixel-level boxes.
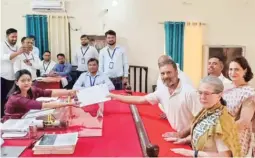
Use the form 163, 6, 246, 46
99, 45, 129, 78
157, 63, 193, 89
33, 46, 40, 58
0, 41, 19, 80
218, 73, 233, 90
13, 52, 41, 80
39, 60, 56, 76
145, 81, 202, 132
74, 45, 99, 71
73, 71, 115, 91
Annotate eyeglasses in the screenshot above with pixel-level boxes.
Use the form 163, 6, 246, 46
197, 90, 219, 96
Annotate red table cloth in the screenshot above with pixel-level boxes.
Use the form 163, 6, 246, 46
3, 91, 190, 157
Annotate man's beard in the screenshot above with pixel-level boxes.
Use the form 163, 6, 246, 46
82, 43, 88, 46
108, 41, 116, 46
163, 78, 177, 88
8, 39, 17, 46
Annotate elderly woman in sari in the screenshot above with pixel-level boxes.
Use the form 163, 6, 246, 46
223, 56, 255, 156
170, 76, 241, 157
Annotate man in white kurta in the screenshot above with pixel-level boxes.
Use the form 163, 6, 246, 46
13, 37, 41, 80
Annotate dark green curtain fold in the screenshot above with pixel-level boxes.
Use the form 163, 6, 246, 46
164, 21, 184, 70
26, 15, 49, 59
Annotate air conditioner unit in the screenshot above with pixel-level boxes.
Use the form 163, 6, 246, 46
31, 0, 65, 11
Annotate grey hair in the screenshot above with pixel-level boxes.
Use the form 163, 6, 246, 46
200, 76, 224, 93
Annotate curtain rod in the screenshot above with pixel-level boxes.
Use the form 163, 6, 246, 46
158, 22, 206, 25
22, 15, 74, 18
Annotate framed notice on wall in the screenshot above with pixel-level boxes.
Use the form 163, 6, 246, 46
88, 35, 106, 52
202, 45, 245, 78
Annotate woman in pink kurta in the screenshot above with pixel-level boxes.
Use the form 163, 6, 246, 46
4, 69, 77, 119
223, 56, 255, 156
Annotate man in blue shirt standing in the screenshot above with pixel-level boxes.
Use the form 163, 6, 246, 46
73, 58, 115, 91
51, 53, 72, 89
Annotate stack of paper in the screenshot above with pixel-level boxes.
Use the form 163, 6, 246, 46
33, 132, 78, 155
1, 118, 35, 138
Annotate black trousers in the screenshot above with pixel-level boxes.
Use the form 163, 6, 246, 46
110, 77, 123, 90
1, 77, 14, 118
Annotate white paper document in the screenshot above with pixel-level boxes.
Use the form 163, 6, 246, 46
61, 77, 68, 87
2, 132, 28, 138
77, 84, 110, 107
36, 97, 58, 102
22, 109, 55, 119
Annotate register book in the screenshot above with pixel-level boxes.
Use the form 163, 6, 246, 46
32, 132, 78, 155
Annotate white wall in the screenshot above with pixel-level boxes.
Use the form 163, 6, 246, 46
1, 0, 255, 92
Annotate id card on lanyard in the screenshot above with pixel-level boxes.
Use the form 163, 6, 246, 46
5, 42, 18, 52
23, 53, 34, 61
90, 75, 98, 86
107, 48, 117, 69
81, 47, 89, 64
43, 61, 51, 72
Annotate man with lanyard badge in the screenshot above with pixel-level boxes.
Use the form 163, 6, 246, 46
99, 30, 129, 90
73, 58, 115, 91
39, 51, 56, 76
13, 37, 41, 81
1, 28, 25, 117
74, 35, 99, 78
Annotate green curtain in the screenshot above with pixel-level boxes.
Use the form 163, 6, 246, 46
26, 15, 48, 59
164, 21, 184, 70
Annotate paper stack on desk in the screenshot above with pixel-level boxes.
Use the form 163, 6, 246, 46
1, 118, 35, 138
77, 84, 110, 107
33, 132, 78, 155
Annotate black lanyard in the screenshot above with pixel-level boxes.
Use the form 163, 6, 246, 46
23, 53, 34, 61
89, 75, 98, 86
43, 61, 51, 72
81, 46, 90, 57
107, 48, 117, 60
5, 42, 17, 52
